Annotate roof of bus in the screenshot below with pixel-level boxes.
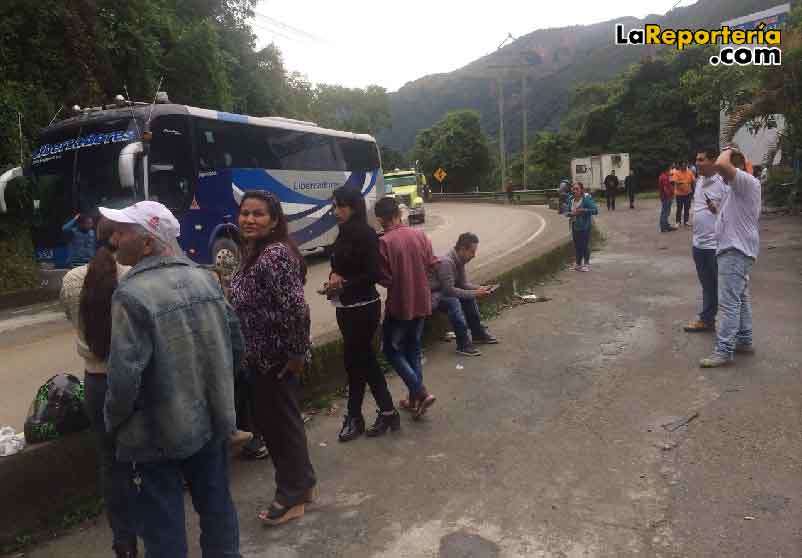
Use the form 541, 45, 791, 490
43, 103, 377, 143
383, 170, 416, 177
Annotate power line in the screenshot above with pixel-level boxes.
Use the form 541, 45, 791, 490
250, 20, 300, 43
252, 11, 330, 44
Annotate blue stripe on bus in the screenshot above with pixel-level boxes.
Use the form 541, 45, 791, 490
217, 111, 250, 124
290, 207, 338, 245
231, 169, 331, 205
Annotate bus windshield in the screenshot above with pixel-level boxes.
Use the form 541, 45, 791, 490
30, 118, 139, 265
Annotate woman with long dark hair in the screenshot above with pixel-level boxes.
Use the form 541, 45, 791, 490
228, 191, 317, 526
326, 187, 399, 442
60, 218, 137, 558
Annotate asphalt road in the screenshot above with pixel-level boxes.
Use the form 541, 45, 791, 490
24, 199, 802, 557
0, 203, 551, 430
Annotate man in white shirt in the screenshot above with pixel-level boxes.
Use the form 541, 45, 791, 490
685, 147, 727, 332
700, 147, 761, 367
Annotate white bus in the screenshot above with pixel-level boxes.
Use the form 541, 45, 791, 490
2, 97, 385, 271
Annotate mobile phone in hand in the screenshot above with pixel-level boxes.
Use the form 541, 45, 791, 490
704, 193, 717, 214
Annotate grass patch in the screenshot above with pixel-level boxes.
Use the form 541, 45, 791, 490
0, 218, 38, 295
0, 497, 104, 556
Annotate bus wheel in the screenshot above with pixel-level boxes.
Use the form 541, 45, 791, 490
212, 237, 240, 280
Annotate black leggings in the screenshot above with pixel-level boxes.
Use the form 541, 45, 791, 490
336, 300, 394, 416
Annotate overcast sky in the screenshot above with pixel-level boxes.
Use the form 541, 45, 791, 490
251, 0, 698, 92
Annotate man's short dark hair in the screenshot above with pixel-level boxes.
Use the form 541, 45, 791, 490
456, 232, 479, 250
374, 196, 400, 219
696, 146, 719, 161
730, 151, 746, 170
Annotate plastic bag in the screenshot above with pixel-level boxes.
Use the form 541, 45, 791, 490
0, 426, 25, 456
24, 373, 90, 444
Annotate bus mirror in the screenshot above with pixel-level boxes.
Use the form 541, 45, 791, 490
0, 166, 23, 213
119, 141, 144, 192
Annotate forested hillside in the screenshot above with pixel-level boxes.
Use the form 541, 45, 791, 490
381, 0, 787, 152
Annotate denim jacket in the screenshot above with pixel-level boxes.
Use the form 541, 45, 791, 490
105, 256, 244, 462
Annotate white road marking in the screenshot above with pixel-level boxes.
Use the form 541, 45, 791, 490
475, 210, 547, 271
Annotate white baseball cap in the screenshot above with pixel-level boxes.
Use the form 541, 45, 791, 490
99, 200, 180, 246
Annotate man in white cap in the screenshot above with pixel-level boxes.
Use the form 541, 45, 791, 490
100, 201, 244, 557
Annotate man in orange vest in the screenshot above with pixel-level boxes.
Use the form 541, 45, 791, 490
672, 161, 695, 227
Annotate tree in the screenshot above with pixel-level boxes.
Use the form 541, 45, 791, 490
510, 131, 578, 189
412, 110, 490, 192
313, 84, 391, 135
164, 20, 234, 110
379, 146, 407, 171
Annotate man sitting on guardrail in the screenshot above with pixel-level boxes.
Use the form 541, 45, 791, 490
430, 232, 498, 357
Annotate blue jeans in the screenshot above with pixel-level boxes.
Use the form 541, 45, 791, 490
382, 316, 425, 399
437, 297, 485, 350
131, 440, 240, 558
714, 249, 754, 358
692, 247, 718, 326
660, 198, 673, 230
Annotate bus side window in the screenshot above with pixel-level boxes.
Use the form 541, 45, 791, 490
149, 115, 194, 212
338, 138, 380, 172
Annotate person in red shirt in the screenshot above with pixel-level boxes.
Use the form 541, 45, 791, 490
659, 166, 676, 232
375, 197, 439, 420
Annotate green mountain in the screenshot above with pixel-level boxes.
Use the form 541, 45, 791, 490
379, 0, 785, 152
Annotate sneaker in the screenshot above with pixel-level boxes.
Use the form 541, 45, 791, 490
580, 264, 590, 272
684, 320, 713, 332
735, 343, 756, 354
699, 354, 732, 368
574, 264, 582, 271
456, 345, 482, 357
473, 333, 498, 345
241, 434, 269, 460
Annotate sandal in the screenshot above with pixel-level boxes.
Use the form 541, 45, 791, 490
258, 501, 305, 526
398, 399, 418, 413
305, 485, 319, 504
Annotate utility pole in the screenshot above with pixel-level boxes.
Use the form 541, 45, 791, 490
18, 113, 24, 165
489, 34, 539, 192
521, 73, 528, 190
496, 77, 507, 191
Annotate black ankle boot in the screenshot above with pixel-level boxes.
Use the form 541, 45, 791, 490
338, 415, 365, 442
366, 409, 401, 437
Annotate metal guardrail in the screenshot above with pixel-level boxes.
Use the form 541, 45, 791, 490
431, 188, 559, 200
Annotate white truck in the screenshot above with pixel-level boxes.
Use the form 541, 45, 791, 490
570, 153, 630, 193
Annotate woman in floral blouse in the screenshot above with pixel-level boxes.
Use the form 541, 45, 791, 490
229, 191, 316, 526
